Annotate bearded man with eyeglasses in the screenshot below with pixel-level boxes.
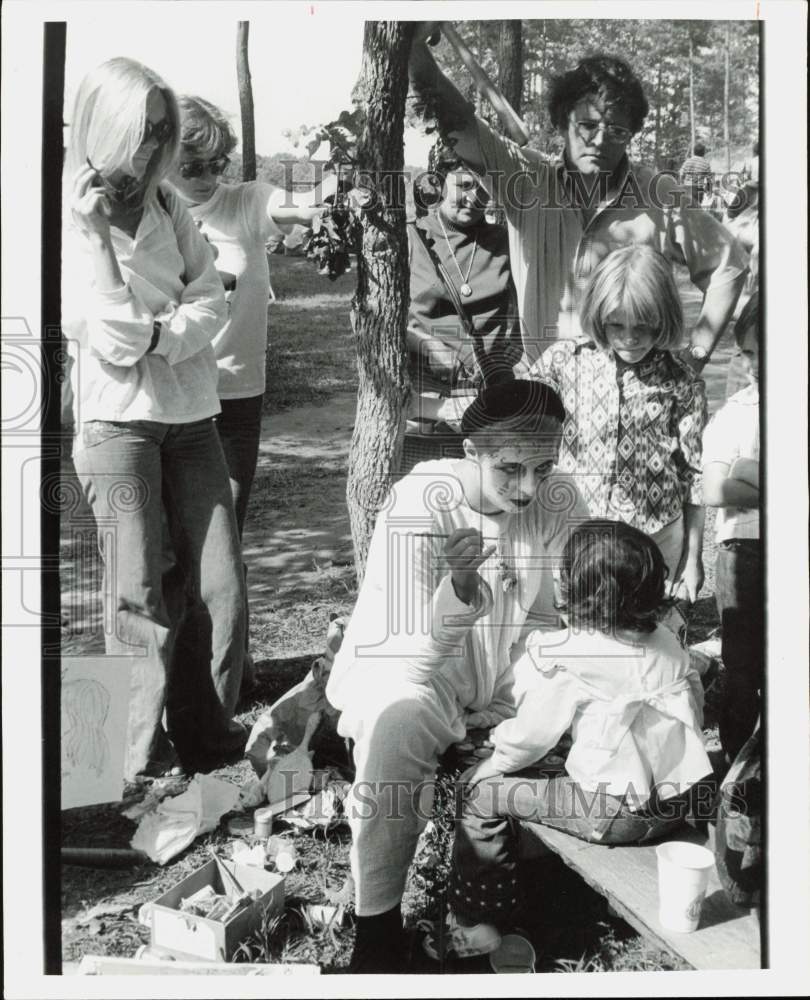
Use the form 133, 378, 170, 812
409, 26, 749, 372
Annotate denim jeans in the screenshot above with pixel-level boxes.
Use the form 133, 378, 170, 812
73, 417, 246, 778
214, 394, 263, 684
450, 770, 694, 928
214, 395, 264, 539
715, 539, 762, 760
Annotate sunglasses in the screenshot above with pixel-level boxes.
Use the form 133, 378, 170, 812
573, 119, 633, 145
177, 156, 230, 179
141, 117, 174, 146
86, 157, 140, 203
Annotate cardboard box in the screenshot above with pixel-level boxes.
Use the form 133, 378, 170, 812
145, 858, 285, 962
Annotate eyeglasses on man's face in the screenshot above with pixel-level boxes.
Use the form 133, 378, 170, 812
572, 118, 633, 146
177, 156, 230, 179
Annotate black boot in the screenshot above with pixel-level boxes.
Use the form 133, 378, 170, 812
348, 904, 407, 974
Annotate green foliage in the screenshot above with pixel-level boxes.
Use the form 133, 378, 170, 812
427, 19, 759, 169
224, 151, 327, 191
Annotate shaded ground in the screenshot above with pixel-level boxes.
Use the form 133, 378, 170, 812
59, 255, 734, 974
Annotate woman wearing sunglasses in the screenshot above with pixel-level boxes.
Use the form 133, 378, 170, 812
168, 95, 333, 688
62, 59, 248, 779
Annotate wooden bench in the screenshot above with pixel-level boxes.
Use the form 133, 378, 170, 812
518, 819, 761, 970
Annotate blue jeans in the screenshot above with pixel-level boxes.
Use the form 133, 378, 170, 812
214, 394, 263, 684
450, 770, 696, 928
715, 539, 762, 760
73, 418, 246, 779
214, 395, 264, 540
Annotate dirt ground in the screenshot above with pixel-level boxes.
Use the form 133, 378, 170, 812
58, 254, 734, 975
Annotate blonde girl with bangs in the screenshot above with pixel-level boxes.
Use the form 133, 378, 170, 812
531, 244, 708, 602
62, 58, 249, 780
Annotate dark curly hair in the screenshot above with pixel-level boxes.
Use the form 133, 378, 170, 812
547, 55, 649, 135
560, 520, 671, 634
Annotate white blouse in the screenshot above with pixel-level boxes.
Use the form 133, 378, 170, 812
62, 184, 227, 437
490, 624, 712, 806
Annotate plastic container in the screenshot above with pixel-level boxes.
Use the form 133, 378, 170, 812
489, 933, 536, 973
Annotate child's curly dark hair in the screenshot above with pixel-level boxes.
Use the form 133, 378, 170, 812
547, 55, 649, 135
560, 520, 672, 634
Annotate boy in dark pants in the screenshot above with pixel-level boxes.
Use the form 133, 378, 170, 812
702, 294, 761, 761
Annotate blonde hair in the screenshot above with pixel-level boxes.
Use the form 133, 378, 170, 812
580, 244, 683, 352
177, 95, 237, 159
65, 58, 180, 209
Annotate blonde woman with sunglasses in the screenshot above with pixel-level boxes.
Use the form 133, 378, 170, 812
62, 59, 248, 780
167, 96, 334, 689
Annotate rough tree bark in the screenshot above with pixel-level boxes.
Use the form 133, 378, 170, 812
688, 30, 696, 153
346, 21, 414, 582
723, 23, 731, 172
236, 21, 256, 181
498, 20, 523, 116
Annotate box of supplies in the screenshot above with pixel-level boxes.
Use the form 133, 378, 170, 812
144, 858, 285, 962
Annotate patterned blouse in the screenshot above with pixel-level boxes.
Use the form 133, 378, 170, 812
530, 340, 707, 534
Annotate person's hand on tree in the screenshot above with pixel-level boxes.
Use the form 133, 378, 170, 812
444, 527, 496, 605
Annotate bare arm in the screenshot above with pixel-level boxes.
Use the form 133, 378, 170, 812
688, 270, 748, 367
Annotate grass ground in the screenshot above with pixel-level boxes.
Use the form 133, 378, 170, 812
60, 253, 732, 975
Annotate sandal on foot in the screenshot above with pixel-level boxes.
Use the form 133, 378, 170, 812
418, 913, 501, 960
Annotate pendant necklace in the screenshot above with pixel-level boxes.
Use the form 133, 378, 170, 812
438, 214, 477, 297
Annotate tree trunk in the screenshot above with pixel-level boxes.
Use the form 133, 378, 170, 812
236, 22, 256, 181
655, 58, 662, 168
498, 20, 523, 116
724, 23, 731, 172
346, 21, 414, 582
688, 30, 696, 153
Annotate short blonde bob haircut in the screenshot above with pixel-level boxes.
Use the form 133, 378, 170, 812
65, 58, 180, 209
580, 244, 683, 352
177, 95, 237, 160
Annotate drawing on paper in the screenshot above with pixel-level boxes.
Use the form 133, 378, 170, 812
61, 677, 111, 777
61, 656, 133, 809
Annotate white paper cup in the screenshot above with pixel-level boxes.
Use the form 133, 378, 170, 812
656, 841, 715, 932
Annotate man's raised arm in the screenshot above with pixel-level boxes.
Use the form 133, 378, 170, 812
408, 21, 485, 172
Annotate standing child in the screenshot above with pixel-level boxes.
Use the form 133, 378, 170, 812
442, 520, 713, 956
702, 293, 761, 762
532, 244, 708, 602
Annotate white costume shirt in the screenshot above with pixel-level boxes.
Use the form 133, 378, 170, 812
62, 184, 226, 437
490, 625, 712, 806
188, 182, 285, 399
702, 384, 760, 542
326, 459, 589, 725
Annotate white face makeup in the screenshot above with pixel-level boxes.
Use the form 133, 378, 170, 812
464, 437, 562, 515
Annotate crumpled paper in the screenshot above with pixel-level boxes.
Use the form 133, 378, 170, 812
230, 839, 267, 868
130, 773, 240, 865
238, 776, 266, 809
246, 617, 345, 777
